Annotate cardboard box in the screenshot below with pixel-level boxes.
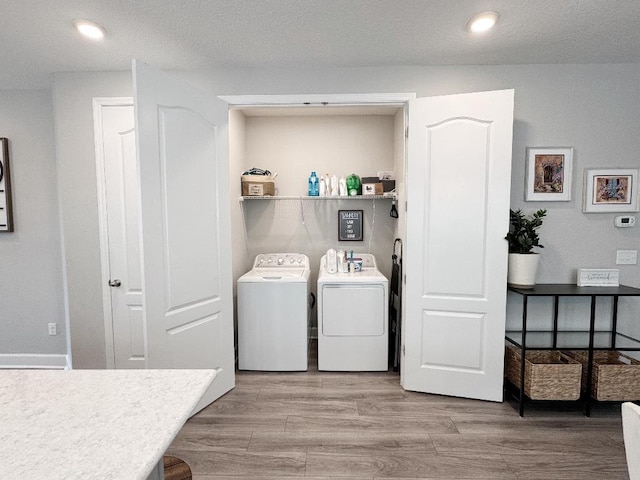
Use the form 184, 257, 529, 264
362, 182, 383, 195
362, 176, 394, 194
241, 175, 275, 196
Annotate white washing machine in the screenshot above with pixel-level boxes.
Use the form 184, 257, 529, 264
237, 253, 310, 371
317, 253, 388, 371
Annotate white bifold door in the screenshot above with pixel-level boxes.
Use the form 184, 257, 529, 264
132, 61, 235, 411
402, 90, 514, 402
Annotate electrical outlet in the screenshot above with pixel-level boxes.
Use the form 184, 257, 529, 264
48, 323, 57, 336
616, 250, 638, 265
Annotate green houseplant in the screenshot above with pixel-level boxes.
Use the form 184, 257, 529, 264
506, 209, 547, 287
506, 209, 547, 254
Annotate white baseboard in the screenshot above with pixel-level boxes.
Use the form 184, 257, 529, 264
0, 354, 70, 370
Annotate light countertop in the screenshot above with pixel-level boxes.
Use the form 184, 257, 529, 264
0, 369, 216, 480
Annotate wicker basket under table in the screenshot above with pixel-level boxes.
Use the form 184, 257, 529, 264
505, 345, 582, 401
563, 350, 640, 401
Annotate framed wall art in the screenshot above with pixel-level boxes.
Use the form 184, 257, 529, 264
338, 210, 363, 241
0, 138, 13, 232
525, 147, 573, 201
583, 168, 639, 213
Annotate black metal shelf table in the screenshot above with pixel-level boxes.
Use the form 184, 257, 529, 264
506, 283, 640, 416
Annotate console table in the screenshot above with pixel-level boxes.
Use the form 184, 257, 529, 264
506, 283, 640, 416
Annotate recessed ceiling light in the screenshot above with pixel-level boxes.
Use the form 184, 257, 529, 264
467, 11, 499, 34
72, 19, 106, 40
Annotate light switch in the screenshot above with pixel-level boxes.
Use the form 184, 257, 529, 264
616, 250, 638, 265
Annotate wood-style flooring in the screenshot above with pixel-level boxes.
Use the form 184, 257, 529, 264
167, 342, 629, 479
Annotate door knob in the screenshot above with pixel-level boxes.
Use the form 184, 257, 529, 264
108, 279, 121, 287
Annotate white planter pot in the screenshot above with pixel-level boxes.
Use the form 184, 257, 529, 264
507, 253, 540, 288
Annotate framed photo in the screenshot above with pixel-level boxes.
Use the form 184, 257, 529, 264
525, 147, 573, 201
583, 168, 639, 213
0, 138, 13, 232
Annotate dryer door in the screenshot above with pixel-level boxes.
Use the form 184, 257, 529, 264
321, 284, 386, 336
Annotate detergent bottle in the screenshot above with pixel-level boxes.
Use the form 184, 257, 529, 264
308, 171, 319, 196
338, 176, 347, 196
346, 174, 361, 196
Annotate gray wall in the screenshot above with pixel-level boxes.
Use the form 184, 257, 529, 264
52, 72, 132, 368
47, 64, 640, 367
0, 89, 66, 357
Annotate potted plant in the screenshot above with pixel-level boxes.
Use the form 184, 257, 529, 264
506, 208, 547, 288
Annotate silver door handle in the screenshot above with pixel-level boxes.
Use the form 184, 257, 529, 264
108, 279, 121, 287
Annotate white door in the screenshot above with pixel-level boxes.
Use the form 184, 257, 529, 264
402, 90, 514, 402
94, 99, 145, 369
133, 60, 235, 410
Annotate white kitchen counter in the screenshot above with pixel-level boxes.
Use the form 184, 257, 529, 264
0, 369, 216, 480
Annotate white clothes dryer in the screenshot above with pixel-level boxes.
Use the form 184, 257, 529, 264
317, 253, 388, 371
237, 253, 310, 371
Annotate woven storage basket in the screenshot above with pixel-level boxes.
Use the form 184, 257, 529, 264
563, 350, 640, 401
505, 345, 582, 400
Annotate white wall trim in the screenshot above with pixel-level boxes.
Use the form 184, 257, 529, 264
0, 354, 70, 370
220, 93, 416, 106
93, 96, 134, 369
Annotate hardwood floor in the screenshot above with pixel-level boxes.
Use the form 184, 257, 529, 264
167, 342, 629, 479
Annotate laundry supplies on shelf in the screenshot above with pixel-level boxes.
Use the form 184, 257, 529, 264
241, 167, 275, 196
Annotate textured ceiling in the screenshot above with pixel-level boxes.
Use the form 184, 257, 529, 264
2, 0, 640, 89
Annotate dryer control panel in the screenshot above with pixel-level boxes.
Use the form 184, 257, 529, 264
254, 253, 309, 269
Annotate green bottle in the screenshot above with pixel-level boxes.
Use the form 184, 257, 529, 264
346, 174, 361, 196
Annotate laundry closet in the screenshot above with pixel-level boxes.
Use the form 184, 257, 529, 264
222, 88, 514, 400
100, 63, 515, 410
226, 98, 406, 375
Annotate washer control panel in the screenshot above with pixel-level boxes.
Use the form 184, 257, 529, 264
254, 253, 309, 269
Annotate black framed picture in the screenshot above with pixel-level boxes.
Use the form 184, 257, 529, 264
0, 138, 13, 232
338, 210, 363, 241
